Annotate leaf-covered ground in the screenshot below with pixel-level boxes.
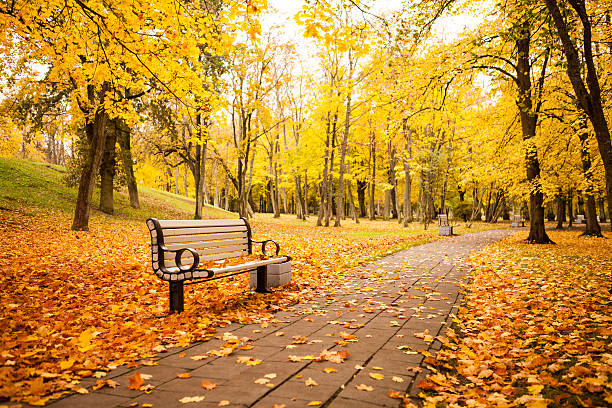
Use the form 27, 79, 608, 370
419, 230, 612, 408
0, 208, 437, 405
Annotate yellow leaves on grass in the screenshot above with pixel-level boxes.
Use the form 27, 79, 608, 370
418, 230, 612, 408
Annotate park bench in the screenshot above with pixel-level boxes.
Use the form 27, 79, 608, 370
511, 214, 525, 227
438, 214, 458, 236
575, 214, 585, 224
146, 218, 291, 313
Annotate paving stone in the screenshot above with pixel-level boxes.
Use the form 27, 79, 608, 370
46, 392, 131, 408
327, 397, 387, 408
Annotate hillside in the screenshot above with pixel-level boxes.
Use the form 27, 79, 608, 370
0, 157, 236, 221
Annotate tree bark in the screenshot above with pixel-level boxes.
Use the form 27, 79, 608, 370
555, 189, 565, 229
598, 198, 607, 223
545, 0, 612, 231
516, 21, 553, 243
99, 120, 117, 214
368, 126, 376, 220
317, 115, 332, 226
117, 121, 139, 208
403, 126, 413, 226
72, 82, 110, 231
335, 51, 353, 227
357, 180, 367, 218
576, 117, 603, 236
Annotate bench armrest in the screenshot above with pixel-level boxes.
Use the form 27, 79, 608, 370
160, 245, 200, 272
251, 239, 280, 256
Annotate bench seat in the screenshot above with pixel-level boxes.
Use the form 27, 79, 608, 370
146, 217, 290, 313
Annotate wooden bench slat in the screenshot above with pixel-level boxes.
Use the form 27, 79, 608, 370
164, 250, 247, 268
164, 237, 248, 251
164, 232, 247, 245
163, 244, 249, 261
207, 257, 288, 275
157, 219, 247, 229
162, 226, 247, 240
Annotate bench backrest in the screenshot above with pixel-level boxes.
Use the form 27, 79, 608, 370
147, 218, 251, 275
512, 214, 522, 221
438, 214, 449, 226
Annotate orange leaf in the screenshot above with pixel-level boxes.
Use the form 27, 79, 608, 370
128, 372, 144, 390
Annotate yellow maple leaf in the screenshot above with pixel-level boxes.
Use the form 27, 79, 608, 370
369, 372, 384, 380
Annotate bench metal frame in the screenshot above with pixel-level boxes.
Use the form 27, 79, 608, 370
147, 217, 291, 313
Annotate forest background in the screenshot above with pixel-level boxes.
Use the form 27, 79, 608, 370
0, 0, 611, 240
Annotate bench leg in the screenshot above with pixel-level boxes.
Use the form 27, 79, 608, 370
169, 281, 184, 313
255, 265, 272, 294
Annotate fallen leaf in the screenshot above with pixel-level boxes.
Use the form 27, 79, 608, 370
369, 373, 384, 380
179, 396, 206, 403
355, 384, 374, 391
305, 377, 318, 386
128, 372, 144, 390
201, 381, 217, 390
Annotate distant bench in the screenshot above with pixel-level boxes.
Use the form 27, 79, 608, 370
575, 214, 585, 224
511, 214, 525, 227
146, 218, 291, 313
438, 214, 458, 236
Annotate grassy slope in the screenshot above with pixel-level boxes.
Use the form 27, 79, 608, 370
0, 157, 236, 220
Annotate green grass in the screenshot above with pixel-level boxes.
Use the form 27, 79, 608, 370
0, 157, 236, 221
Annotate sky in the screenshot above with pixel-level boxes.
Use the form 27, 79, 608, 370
264, 0, 485, 75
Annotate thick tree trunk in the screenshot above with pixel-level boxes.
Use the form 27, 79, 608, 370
357, 180, 367, 218
516, 21, 552, 243
72, 83, 110, 231
99, 120, 117, 214
174, 168, 180, 195
567, 188, 574, 227
599, 198, 607, 223
545, 0, 612, 231
117, 121, 139, 208
576, 118, 603, 236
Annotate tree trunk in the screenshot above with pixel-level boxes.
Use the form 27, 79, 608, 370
193, 113, 208, 220
72, 83, 110, 231
304, 170, 309, 217
317, 116, 332, 226
368, 127, 376, 220
357, 180, 367, 218
183, 168, 188, 197
294, 174, 304, 219
117, 121, 139, 208
99, 119, 117, 214
545, 0, 612, 231
403, 126, 413, 226
568, 188, 574, 227
516, 21, 552, 243
326, 115, 337, 227
555, 189, 565, 229
599, 198, 607, 223
335, 53, 353, 227
576, 117, 603, 236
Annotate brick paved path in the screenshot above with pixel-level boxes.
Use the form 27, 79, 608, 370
45, 229, 514, 408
